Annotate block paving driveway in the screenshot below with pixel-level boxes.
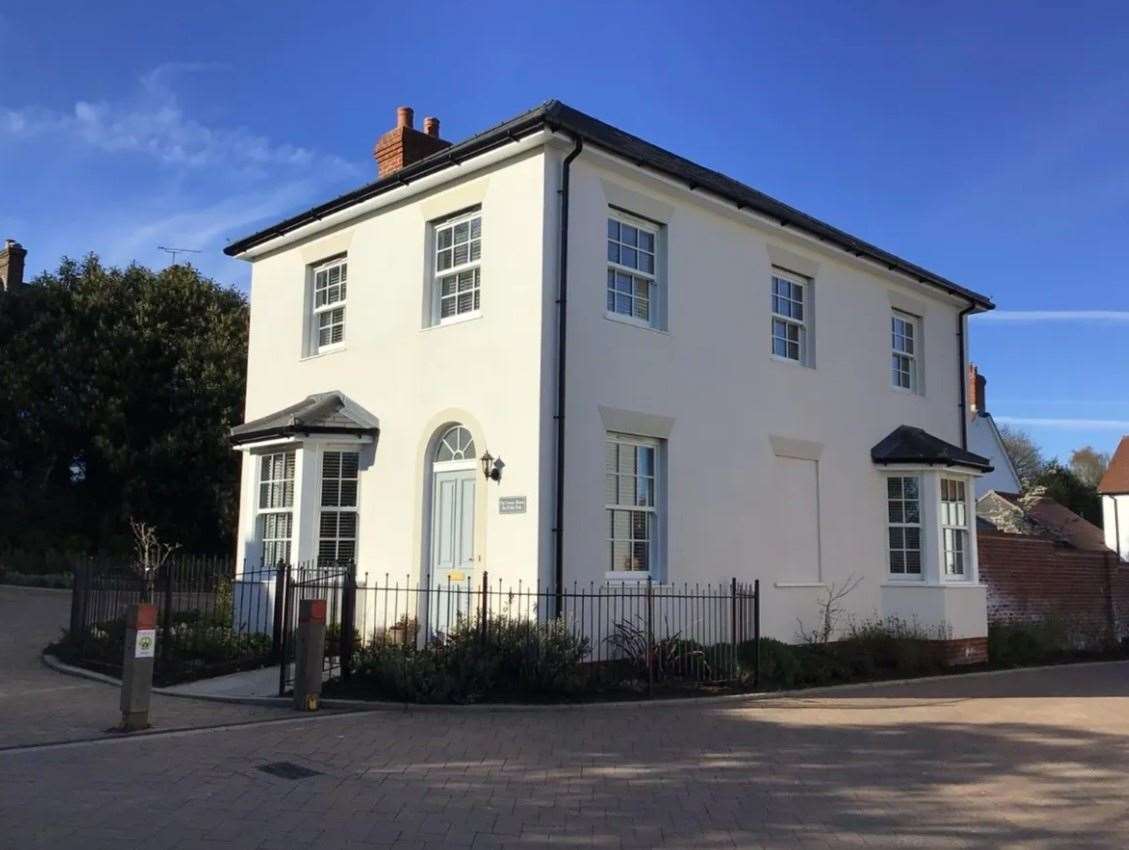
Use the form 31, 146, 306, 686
2, 585, 1129, 848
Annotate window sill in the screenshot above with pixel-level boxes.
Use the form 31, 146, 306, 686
301, 344, 347, 362
770, 353, 813, 369
603, 312, 668, 334
605, 571, 654, 583
424, 312, 483, 331
890, 384, 922, 397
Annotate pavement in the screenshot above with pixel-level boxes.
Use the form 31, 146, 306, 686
0, 585, 296, 748
4, 583, 1129, 848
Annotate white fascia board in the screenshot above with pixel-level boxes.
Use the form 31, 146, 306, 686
234, 129, 554, 261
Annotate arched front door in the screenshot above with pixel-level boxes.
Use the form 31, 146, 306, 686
428, 425, 477, 633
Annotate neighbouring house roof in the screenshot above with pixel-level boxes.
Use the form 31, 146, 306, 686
1098, 436, 1129, 494
223, 100, 994, 310
977, 489, 1109, 552
230, 392, 380, 446
871, 425, 993, 472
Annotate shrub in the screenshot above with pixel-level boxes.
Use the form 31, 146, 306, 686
340, 615, 590, 703
988, 619, 1074, 667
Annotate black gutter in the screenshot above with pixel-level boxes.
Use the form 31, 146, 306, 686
957, 302, 976, 449
553, 136, 583, 618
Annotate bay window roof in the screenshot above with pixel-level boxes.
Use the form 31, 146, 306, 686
231, 392, 379, 446
871, 425, 993, 473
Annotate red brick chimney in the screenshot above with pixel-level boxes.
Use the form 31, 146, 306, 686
0, 239, 26, 292
968, 364, 987, 415
372, 106, 450, 178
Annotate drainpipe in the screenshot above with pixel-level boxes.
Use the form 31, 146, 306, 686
553, 136, 584, 618
957, 301, 976, 449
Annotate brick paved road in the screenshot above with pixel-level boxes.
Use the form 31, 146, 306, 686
0, 585, 295, 748
3, 660, 1129, 848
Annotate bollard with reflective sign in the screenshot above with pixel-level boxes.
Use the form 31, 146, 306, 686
293, 599, 326, 711
120, 602, 156, 731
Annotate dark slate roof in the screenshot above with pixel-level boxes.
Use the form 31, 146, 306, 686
231, 392, 379, 445
871, 426, 993, 472
224, 100, 993, 310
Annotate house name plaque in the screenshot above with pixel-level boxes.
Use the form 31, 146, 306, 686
499, 496, 527, 514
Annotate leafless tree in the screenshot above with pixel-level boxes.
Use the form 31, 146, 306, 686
129, 518, 179, 600
797, 574, 863, 644
998, 424, 1045, 487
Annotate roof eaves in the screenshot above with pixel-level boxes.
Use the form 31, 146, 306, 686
224, 99, 994, 309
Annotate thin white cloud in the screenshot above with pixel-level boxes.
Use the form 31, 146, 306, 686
996, 416, 1129, 431
1, 63, 360, 178
974, 310, 1129, 323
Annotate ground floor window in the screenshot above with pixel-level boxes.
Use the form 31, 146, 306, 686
319, 450, 359, 567
606, 433, 662, 575
941, 477, 969, 578
257, 450, 295, 565
886, 475, 922, 576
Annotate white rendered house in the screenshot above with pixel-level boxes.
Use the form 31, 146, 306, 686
1099, 437, 1129, 562
227, 101, 996, 655
965, 365, 1022, 497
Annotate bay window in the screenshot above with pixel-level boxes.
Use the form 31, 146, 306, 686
318, 450, 359, 567
886, 475, 922, 577
940, 477, 970, 578
258, 450, 295, 565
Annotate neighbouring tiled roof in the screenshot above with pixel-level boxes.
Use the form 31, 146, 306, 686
1098, 436, 1129, 494
871, 425, 993, 472
977, 488, 1109, 552
224, 101, 993, 310
230, 392, 379, 445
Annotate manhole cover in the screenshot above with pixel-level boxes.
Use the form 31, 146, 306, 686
258, 761, 323, 780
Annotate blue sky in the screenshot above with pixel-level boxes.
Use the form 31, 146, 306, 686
2, 1, 1127, 461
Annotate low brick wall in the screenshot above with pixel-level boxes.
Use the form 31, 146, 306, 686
936, 637, 988, 666
978, 531, 1129, 646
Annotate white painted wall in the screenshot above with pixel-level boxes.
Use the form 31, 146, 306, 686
551, 145, 986, 641
968, 413, 1022, 496
235, 150, 551, 593
234, 133, 989, 645
1103, 494, 1129, 562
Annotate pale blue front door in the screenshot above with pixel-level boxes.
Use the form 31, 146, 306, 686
430, 467, 475, 634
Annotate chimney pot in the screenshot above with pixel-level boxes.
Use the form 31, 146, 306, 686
374, 106, 451, 179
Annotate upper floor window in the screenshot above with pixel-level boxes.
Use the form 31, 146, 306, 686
886, 475, 922, 578
433, 210, 482, 324
606, 213, 660, 328
311, 258, 347, 353
940, 477, 969, 579
258, 450, 295, 566
891, 310, 919, 391
605, 433, 662, 576
771, 271, 809, 364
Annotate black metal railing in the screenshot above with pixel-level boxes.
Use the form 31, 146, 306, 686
277, 564, 760, 696
66, 557, 282, 685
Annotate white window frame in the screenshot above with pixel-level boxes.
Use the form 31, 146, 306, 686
770, 270, 810, 365
891, 310, 920, 392
940, 477, 971, 580
318, 448, 360, 568
606, 211, 662, 330
309, 257, 347, 355
431, 209, 482, 326
257, 450, 296, 566
886, 474, 923, 580
605, 433, 664, 580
